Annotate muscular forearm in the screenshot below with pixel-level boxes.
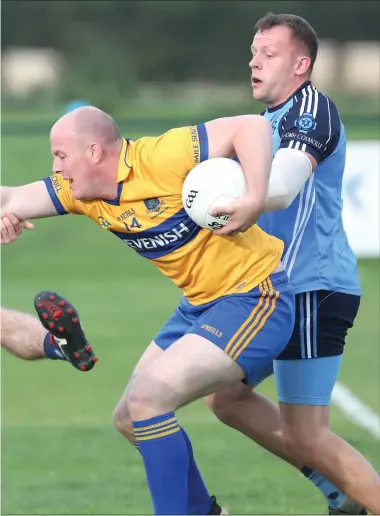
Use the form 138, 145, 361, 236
0, 182, 57, 220
233, 116, 272, 212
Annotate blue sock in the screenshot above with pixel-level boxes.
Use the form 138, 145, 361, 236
133, 412, 189, 515
302, 466, 346, 509
130, 428, 211, 514
43, 332, 67, 361
182, 428, 212, 515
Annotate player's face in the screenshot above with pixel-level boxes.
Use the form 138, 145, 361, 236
50, 131, 96, 200
249, 26, 304, 107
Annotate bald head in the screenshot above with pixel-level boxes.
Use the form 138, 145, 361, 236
50, 106, 123, 201
51, 106, 121, 146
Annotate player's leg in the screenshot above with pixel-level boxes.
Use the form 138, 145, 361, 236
113, 304, 222, 515
113, 340, 165, 443
1, 305, 70, 362
127, 335, 244, 515
1, 291, 97, 371
206, 372, 303, 468
278, 395, 379, 514
206, 382, 368, 515
205, 292, 301, 468
206, 291, 372, 514
126, 271, 295, 514
275, 291, 379, 515
1, 306, 47, 359
113, 301, 198, 441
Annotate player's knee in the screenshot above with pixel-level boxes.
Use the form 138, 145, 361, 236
126, 373, 172, 420
206, 384, 253, 423
205, 393, 219, 412
113, 403, 134, 439
206, 392, 233, 422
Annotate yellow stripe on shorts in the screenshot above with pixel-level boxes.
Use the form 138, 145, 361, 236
225, 279, 280, 361
224, 282, 267, 356
229, 283, 274, 359
232, 289, 279, 361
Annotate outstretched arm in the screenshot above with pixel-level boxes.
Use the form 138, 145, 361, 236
1, 180, 59, 244
1, 181, 57, 220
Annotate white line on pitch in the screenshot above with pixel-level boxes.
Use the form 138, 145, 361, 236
332, 382, 380, 440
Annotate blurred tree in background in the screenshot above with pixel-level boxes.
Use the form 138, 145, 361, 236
3, 0, 379, 83
1, 0, 379, 122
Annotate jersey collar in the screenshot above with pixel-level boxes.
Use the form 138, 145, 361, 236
266, 80, 312, 113
117, 138, 133, 182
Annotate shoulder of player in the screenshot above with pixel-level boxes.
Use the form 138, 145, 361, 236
132, 126, 192, 148
295, 84, 341, 120
126, 133, 167, 161
123, 126, 197, 181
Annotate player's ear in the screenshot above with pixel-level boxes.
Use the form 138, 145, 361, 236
89, 143, 103, 164
295, 56, 311, 76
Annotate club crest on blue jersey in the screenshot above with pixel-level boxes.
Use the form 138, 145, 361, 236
295, 113, 317, 134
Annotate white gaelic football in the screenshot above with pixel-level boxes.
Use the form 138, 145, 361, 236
182, 158, 247, 230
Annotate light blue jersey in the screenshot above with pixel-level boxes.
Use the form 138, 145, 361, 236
258, 81, 361, 296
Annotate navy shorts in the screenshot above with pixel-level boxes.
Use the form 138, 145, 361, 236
154, 271, 295, 386
276, 290, 361, 360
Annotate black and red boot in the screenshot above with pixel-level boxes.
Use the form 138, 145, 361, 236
34, 291, 97, 372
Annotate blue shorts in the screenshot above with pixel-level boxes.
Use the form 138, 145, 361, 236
253, 290, 361, 405
154, 271, 295, 386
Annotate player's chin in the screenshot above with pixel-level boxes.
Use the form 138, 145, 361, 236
71, 187, 83, 200
70, 183, 86, 200
251, 86, 266, 101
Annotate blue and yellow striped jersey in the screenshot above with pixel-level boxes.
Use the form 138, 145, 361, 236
43, 125, 283, 305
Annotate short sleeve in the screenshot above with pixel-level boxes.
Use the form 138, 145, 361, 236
41, 174, 84, 215
279, 89, 341, 163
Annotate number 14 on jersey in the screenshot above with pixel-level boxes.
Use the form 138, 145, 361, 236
124, 217, 142, 231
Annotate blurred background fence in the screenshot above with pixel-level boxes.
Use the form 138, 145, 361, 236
2, 0, 380, 133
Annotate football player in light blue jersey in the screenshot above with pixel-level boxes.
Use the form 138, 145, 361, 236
206, 13, 379, 516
